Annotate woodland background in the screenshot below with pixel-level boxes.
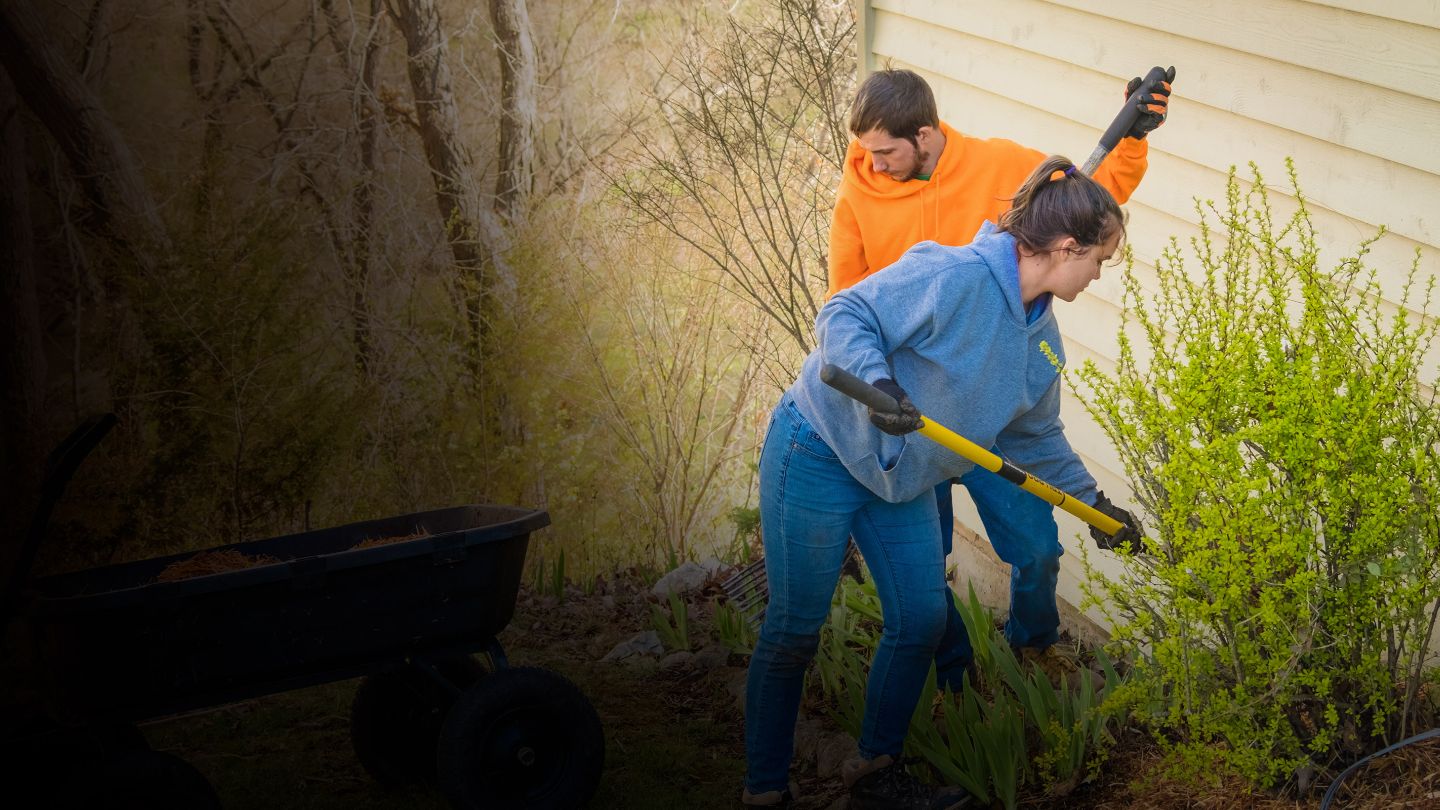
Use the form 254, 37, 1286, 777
0, 0, 849, 583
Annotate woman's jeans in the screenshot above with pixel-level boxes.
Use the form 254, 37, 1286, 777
744, 396, 948, 793
931, 465, 1062, 690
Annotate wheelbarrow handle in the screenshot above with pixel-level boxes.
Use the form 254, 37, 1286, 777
819, 364, 1125, 537
1079, 64, 1175, 176
3, 413, 118, 626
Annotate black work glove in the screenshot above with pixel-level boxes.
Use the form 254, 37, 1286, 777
868, 378, 923, 436
1123, 67, 1174, 140
1090, 490, 1144, 553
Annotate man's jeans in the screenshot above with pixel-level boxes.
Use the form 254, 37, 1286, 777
744, 397, 948, 794
932, 463, 1063, 691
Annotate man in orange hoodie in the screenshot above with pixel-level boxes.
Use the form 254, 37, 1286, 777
828, 68, 1170, 691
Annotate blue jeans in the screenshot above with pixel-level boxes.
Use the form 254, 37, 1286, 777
744, 397, 949, 793
932, 463, 1062, 690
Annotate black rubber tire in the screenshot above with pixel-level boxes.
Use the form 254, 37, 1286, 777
71, 748, 221, 809
351, 655, 489, 788
437, 666, 604, 810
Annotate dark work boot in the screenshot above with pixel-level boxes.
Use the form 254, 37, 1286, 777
848, 759, 973, 810
739, 780, 798, 807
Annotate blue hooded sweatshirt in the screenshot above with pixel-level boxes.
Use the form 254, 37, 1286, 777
787, 222, 1099, 506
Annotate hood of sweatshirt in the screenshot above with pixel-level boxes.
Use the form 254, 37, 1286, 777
841, 121, 965, 200
971, 221, 1048, 328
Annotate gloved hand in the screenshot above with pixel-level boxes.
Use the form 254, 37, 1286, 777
868, 379, 923, 436
1124, 67, 1174, 140
1090, 491, 1144, 553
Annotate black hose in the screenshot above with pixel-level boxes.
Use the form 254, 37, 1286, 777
1319, 727, 1440, 809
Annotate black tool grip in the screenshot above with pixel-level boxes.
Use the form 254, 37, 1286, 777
820, 364, 900, 414
1097, 65, 1174, 152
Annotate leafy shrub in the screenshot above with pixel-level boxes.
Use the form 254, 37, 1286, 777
1071, 162, 1440, 788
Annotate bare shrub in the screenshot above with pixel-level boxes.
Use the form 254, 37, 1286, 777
612, 0, 856, 386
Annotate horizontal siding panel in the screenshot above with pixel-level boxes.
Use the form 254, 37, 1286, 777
874, 0, 1440, 176
1299, 0, 1440, 30
873, 7, 1440, 247
1046, 0, 1440, 104
886, 58, 1440, 310
1127, 148, 1440, 307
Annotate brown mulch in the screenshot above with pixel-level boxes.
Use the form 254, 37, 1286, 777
152, 532, 432, 583
351, 530, 429, 550
153, 549, 282, 582
1320, 736, 1440, 810
1045, 728, 1440, 810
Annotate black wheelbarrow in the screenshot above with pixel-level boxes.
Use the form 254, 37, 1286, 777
0, 414, 604, 809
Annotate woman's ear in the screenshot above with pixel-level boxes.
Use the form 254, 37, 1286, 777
1054, 236, 1080, 253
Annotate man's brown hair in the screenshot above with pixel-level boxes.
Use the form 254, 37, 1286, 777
847, 69, 939, 143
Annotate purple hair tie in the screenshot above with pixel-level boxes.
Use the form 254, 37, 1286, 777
1064, 166, 1077, 177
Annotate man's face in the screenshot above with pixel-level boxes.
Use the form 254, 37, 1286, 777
857, 127, 932, 182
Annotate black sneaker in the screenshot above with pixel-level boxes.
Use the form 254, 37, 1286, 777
849, 760, 973, 810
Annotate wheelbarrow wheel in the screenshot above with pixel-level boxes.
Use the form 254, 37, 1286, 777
437, 666, 604, 810
351, 655, 488, 788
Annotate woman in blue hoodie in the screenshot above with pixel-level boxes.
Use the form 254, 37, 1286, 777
742, 155, 1141, 809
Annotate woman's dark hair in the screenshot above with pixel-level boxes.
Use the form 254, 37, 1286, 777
847, 69, 939, 144
999, 156, 1127, 253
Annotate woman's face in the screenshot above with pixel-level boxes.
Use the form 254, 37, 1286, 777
1044, 230, 1124, 302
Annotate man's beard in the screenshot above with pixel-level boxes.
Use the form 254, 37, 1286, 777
897, 147, 930, 181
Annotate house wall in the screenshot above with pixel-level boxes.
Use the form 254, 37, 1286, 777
854, 0, 1440, 635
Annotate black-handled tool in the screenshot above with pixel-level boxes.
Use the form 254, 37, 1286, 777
1079, 65, 1175, 176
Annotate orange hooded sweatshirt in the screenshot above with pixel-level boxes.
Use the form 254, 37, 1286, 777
827, 121, 1148, 297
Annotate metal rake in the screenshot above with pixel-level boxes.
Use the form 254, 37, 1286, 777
718, 540, 864, 629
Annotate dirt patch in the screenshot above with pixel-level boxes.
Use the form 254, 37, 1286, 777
141, 567, 1439, 809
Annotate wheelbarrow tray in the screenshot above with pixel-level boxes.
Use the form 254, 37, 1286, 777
24, 505, 548, 723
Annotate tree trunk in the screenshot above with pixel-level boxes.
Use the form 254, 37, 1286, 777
0, 69, 48, 609
488, 0, 535, 218
0, 0, 170, 270
393, 0, 506, 368
347, 0, 383, 377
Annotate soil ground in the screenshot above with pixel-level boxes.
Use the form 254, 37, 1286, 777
143, 573, 1440, 809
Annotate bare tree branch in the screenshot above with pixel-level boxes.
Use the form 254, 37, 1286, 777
0, 0, 171, 269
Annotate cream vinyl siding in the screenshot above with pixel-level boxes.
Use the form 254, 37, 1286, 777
856, 0, 1440, 624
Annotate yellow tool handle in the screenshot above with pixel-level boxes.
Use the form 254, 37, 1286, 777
916, 417, 1122, 535
819, 364, 1123, 536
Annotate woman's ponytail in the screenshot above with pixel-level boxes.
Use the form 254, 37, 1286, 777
999, 156, 1126, 252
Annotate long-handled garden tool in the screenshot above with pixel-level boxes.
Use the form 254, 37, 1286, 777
819, 366, 1127, 536
719, 66, 1174, 627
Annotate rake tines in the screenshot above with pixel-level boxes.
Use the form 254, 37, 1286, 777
720, 557, 770, 629
719, 541, 864, 630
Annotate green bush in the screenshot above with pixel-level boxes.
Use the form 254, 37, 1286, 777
1071, 161, 1440, 788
